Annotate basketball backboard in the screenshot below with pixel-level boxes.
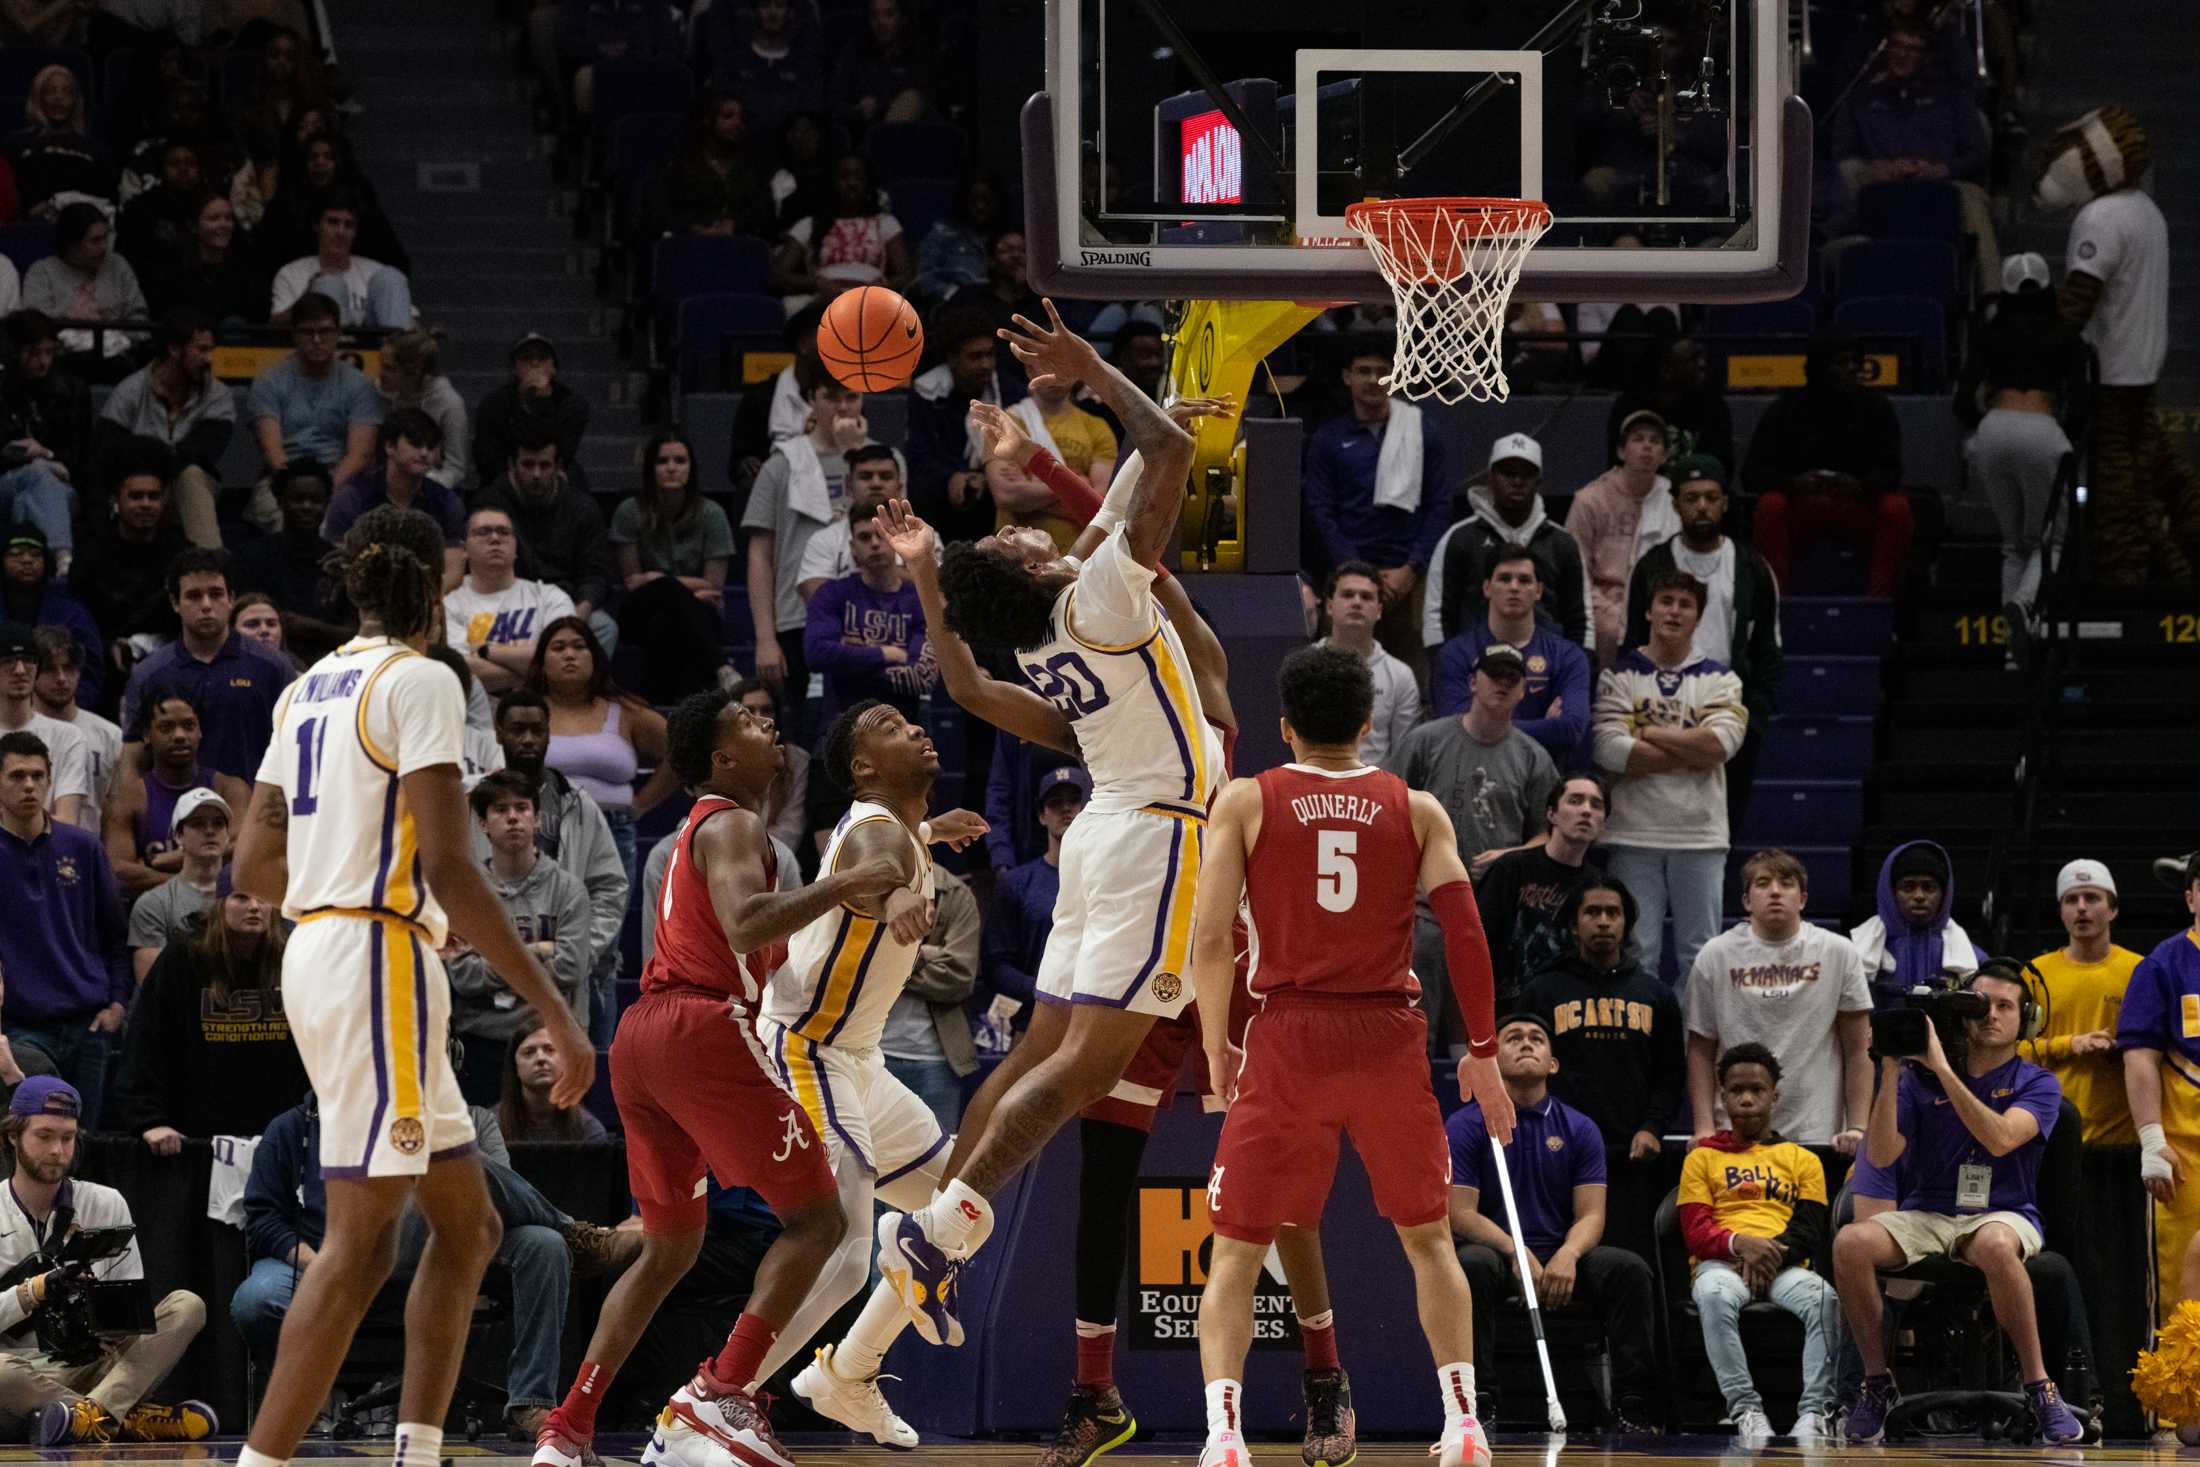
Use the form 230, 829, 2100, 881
1025, 0, 1811, 303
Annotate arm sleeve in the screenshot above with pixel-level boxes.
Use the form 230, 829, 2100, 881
553, 872, 592, 1017
981, 880, 1039, 1003
982, 734, 1018, 871
1300, 429, 1357, 570
1695, 668, 1749, 756
804, 582, 884, 671
472, 1110, 512, 1171
95, 844, 130, 1003
1384, 664, 1421, 756
1676, 1149, 1733, 1260
2118, 957, 2167, 1050
1623, 555, 1653, 651
1592, 667, 1636, 774
576, 802, 627, 969
1512, 645, 1591, 755
1429, 879, 1497, 1056
904, 877, 981, 1006
1422, 524, 1455, 647
1447, 1110, 1487, 1192
107, 954, 177, 1131
47, 729, 88, 804
241, 1115, 302, 1263
1770, 1150, 1829, 1258
1410, 422, 1451, 568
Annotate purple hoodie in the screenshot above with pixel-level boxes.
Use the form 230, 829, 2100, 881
1873, 837, 1954, 999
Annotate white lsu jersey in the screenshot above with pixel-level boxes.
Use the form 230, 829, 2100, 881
255, 637, 466, 946
762, 800, 934, 1051
1016, 526, 1222, 816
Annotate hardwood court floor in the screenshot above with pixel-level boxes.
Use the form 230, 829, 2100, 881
0, 1437, 2184, 1465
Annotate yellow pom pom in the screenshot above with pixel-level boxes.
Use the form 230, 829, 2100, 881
2133, 1300, 2200, 1424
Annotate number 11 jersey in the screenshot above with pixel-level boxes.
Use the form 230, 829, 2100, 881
1243, 762, 1422, 998
256, 637, 466, 946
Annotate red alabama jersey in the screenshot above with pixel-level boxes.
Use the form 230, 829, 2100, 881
643, 795, 785, 1007
1243, 763, 1421, 998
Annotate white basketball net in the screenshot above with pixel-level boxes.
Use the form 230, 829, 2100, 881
1345, 198, 1555, 406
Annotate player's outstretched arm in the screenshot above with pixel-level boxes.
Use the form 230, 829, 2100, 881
878, 499, 1080, 757
1412, 789, 1513, 1144
1000, 300, 1194, 568
832, 815, 929, 944
407, 761, 594, 1108
696, 800, 906, 951
1190, 777, 1259, 1099
233, 781, 290, 909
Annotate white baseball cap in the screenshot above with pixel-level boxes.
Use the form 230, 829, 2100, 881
170, 786, 230, 837
1488, 432, 1543, 471
2002, 252, 2051, 295
2055, 858, 2116, 901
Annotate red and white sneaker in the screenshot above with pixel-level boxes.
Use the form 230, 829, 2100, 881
532, 1420, 599, 1467
1434, 1414, 1491, 1467
666, 1367, 796, 1467
1199, 1430, 1252, 1467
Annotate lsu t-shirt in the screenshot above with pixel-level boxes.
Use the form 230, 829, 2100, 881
1685, 922, 1873, 1143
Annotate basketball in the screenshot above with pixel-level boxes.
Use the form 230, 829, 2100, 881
817, 286, 924, 392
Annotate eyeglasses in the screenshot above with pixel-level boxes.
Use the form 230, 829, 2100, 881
468, 525, 515, 540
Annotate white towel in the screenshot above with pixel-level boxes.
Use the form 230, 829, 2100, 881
1372, 399, 1425, 514
1635, 475, 1680, 560
1008, 397, 1064, 461
767, 364, 807, 443
777, 433, 836, 524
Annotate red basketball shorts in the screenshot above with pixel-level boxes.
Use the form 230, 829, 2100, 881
1206, 994, 1450, 1245
1083, 973, 1259, 1131
612, 989, 837, 1231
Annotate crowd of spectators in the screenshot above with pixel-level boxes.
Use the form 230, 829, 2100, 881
0, 0, 2177, 1449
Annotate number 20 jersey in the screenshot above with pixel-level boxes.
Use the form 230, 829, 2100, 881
1020, 531, 1224, 816
257, 637, 466, 946
1243, 763, 1421, 998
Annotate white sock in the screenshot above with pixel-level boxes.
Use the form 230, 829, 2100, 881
393, 1422, 443, 1467
1437, 1362, 1477, 1425
239, 1448, 286, 1467
918, 1179, 994, 1255
1204, 1378, 1243, 1440
1298, 1308, 1334, 1331
835, 1279, 913, 1379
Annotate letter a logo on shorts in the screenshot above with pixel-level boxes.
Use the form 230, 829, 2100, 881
772, 1108, 810, 1163
1206, 1164, 1225, 1214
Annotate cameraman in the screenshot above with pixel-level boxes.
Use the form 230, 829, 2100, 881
0, 1078, 210, 1444
1829, 967, 2083, 1446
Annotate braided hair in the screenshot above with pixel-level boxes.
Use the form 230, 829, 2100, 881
340, 504, 446, 641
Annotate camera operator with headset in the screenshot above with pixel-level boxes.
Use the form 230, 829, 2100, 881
0, 1077, 211, 1444
1828, 962, 2085, 1446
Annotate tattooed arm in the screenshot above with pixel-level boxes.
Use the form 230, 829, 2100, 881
232, 781, 290, 909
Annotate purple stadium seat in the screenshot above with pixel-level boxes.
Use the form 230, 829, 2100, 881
886, 176, 957, 248
653, 234, 773, 340
1834, 293, 1950, 390
1780, 596, 1893, 655
673, 290, 787, 390
1758, 716, 1876, 780
1857, 181, 1965, 244
592, 57, 694, 141
1781, 655, 1883, 715
1736, 780, 1864, 847
1835, 238, 1959, 306
864, 122, 966, 186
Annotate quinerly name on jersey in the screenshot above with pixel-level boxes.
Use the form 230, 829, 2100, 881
1286, 792, 1384, 827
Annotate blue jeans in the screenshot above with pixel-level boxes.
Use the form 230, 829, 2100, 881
230, 1159, 573, 1408
1692, 1260, 1841, 1417
0, 463, 75, 553
1604, 844, 1728, 984
7, 1022, 111, 1128
884, 1055, 964, 1134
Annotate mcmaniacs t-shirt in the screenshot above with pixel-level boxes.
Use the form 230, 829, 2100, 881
1685, 922, 1872, 1143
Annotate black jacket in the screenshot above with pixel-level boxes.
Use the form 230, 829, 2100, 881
1624, 535, 1783, 726
1518, 953, 1686, 1146
109, 940, 312, 1140
470, 475, 615, 611
473, 381, 590, 491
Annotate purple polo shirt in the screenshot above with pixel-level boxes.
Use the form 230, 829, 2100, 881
119, 634, 291, 781
2115, 929, 2200, 1071
0, 818, 130, 1023
1892, 1054, 2060, 1231
1448, 1092, 1607, 1258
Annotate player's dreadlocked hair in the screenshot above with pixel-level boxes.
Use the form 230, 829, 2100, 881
938, 541, 1057, 651
1277, 643, 1373, 748
664, 687, 736, 789
341, 504, 446, 641
823, 698, 885, 794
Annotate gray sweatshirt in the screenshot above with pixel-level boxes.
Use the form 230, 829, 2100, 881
446, 855, 593, 1041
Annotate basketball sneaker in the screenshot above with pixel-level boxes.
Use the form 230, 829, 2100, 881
792, 1343, 918, 1449
876, 1210, 963, 1346
120, 1399, 216, 1442
666, 1365, 796, 1467
1301, 1367, 1357, 1466
534, 1418, 602, 1467
34, 1395, 115, 1445
1435, 1414, 1491, 1467
1038, 1382, 1137, 1467
1197, 1429, 1252, 1467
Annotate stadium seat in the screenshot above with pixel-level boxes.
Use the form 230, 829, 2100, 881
1780, 596, 1894, 656
1701, 299, 1816, 385
865, 122, 967, 185
1834, 238, 1959, 306
1834, 293, 1950, 390
607, 109, 686, 229
652, 234, 773, 342
1857, 181, 1966, 245
672, 290, 788, 391
1781, 655, 1883, 715
0, 221, 55, 279
592, 57, 694, 141
885, 176, 958, 248
1758, 715, 1877, 780
1736, 779, 1864, 847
